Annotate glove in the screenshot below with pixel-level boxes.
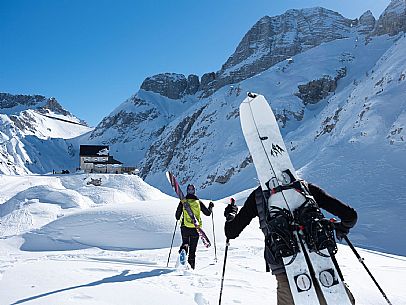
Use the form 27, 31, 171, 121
224, 204, 238, 222
334, 222, 350, 241
209, 202, 214, 209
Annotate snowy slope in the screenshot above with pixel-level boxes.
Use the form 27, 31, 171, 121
141, 33, 400, 197
0, 94, 92, 175
135, 35, 406, 257
83, 6, 405, 202
82, 89, 198, 167
0, 174, 404, 305
0, 174, 171, 239
288, 34, 406, 255
70, 6, 406, 256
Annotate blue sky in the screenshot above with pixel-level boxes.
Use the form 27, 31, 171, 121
1, 0, 390, 126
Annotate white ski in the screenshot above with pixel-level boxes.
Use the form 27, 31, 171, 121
240, 93, 352, 305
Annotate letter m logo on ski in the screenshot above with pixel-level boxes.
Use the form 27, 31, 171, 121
270, 143, 285, 157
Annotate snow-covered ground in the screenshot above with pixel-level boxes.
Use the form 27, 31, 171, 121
0, 174, 404, 305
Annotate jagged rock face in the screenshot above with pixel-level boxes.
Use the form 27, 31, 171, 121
295, 68, 347, 105
200, 72, 216, 87
89, 96, 161, 144
139, 6, 399, 101
140, 105, 208, 179
140, 73, 188, 100
296, 77, 337, 105
373, 0, 406, 36
140, 73, 202, 99
9, 112, 37, 134
358, 10, 376, 35
39, 98, 71, 117
0, 93, 72, 117
209, 155, 252, 185
90, 109, 160, 143
198, 8, 356, 97
186, 74, 200, 95
0, 93, 46, 110
86, 91, 201, 168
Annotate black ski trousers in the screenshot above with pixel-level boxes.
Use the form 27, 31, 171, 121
179, 226, 199, 269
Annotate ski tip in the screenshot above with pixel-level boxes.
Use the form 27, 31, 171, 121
247, 92, 258, 99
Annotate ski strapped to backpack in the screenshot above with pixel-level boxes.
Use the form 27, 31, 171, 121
262, 175, 349, 304
263, 173, 338, 260
166, 171, 211, 248
241, 93, 352, 304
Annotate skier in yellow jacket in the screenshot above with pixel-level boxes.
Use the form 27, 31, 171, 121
175, 184, 213, 269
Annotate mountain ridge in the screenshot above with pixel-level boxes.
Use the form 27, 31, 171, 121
0, 93, 91, 175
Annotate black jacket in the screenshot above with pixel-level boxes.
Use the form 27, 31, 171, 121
225, 183, 357, 239
224, 183, 357, 273
175, 194, 212, 227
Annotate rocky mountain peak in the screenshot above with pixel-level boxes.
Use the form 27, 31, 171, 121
140, 73, 200, 99
186, 74, 200, 95
358, 10, 376, 34
0, 93, 46, 110
373, 0, 406, 36
39, 97, 71, 117
386, 0, 406, 14
137, 6, 385, 100
0, 93, 71, 117
360, 10, 374, 20
198, 7, 356, 97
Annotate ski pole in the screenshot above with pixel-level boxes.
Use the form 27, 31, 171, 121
219, 198, 236, 305
219, 238, 230, 305
211, 203, 218, 262
166, 220, 178, 267
343, 236, 393, 305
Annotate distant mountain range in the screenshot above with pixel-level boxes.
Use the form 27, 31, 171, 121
1, 0, 405, 255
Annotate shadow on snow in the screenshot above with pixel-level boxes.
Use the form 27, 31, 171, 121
11, 268, 173, 304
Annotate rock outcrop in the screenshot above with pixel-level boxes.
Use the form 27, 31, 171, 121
186, 74, 200, 95
140, 73, 188, 100
0, 93, 46, 109
358, 10, 376, 35
373, 0, 406, 36
295, 68, 347, 105
0, 93, 74, 118
140, 73, 201, 99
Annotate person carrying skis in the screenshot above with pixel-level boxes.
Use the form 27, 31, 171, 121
175, 184, 214, 269
224, 182, 357, 305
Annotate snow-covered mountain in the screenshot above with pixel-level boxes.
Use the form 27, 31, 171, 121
84, 89, 198, 167
86, 3, 405, 195
1, 1, 405, 256
0, 93, 92, 174
202, 7, 360, 97
80, 2, 406, 256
